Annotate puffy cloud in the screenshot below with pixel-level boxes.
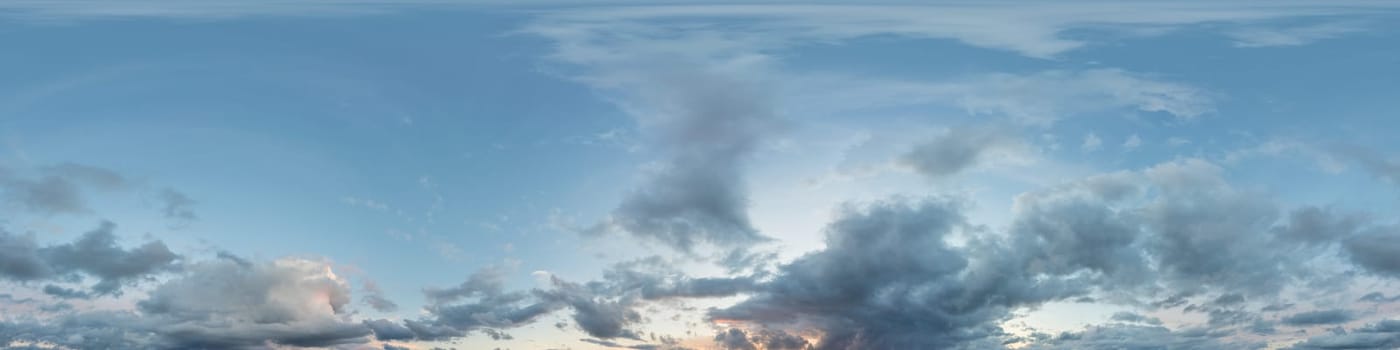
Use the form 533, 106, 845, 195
1274, 206, 1366, 244
0, 221, 179, 295
1358, 292, 1400, 303
1227, 21, 1368, 47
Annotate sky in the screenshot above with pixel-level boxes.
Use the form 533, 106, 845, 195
1, 1, 1400, 349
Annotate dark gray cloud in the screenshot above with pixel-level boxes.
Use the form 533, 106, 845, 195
0, 221, 179, 295
1023, 324, 1258, 350
1110, 311, 1163, 325
715, 328, 757, 350
1358, 292, 1400, 303
588, 66, 780, 253
0, 163, 130, 215
1342, 227, 1400, 277
600, 256, 760, 300
1332, 146, 1400, 186
711, 328, 810, 350
1, 257, 373, 349
1285, 320, 1400, 350
0, 227, 50, 280
545, 277, 644, 340
1281, 309, 1355, 326
688, 158, 1400, 349
362, 280, 399, 312
899, 126, 1024, 179
374, 257, 761, 344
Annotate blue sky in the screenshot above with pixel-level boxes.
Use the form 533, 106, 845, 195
2, 2, 1400, 350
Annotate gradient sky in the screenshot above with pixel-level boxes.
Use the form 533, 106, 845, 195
2, 1, 1400, 350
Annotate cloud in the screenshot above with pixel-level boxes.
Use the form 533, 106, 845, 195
791, 69, 1213, 125
1274, 206, 1367, 244
1330, 145, 1400, 186
0, 221, 180, 295
158, 188, 198, 222
530, 3, 1390, 60
541, 30, 781, 254
1024, 324, 1256, 350
371, 266, 565, 341
1227, 21, 1368, 47
710, 196, 1086, 349
0, 257, 373, 349
362, 280, 399, 312
0, 163, 200, 226
1110, 311, 1164, 325
1282, 309, 1355, 326
0, 163, 129, 215
714, 328, 757, 350
898, 126, 1028, 179
544, 277, 644, 340
698, 158, 1397, 348
1285, 320, 1400, 350
1342, 227, 1400, 277
1082, 133, 1103, 152
1358, 292, 1400, 303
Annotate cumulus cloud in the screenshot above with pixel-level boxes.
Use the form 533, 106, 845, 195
694, 158, 1396, 348
0, 257, 372, 349
0, 221, 179, 295
1227, 21, 1368, 47
1023, 324, 1256, 350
